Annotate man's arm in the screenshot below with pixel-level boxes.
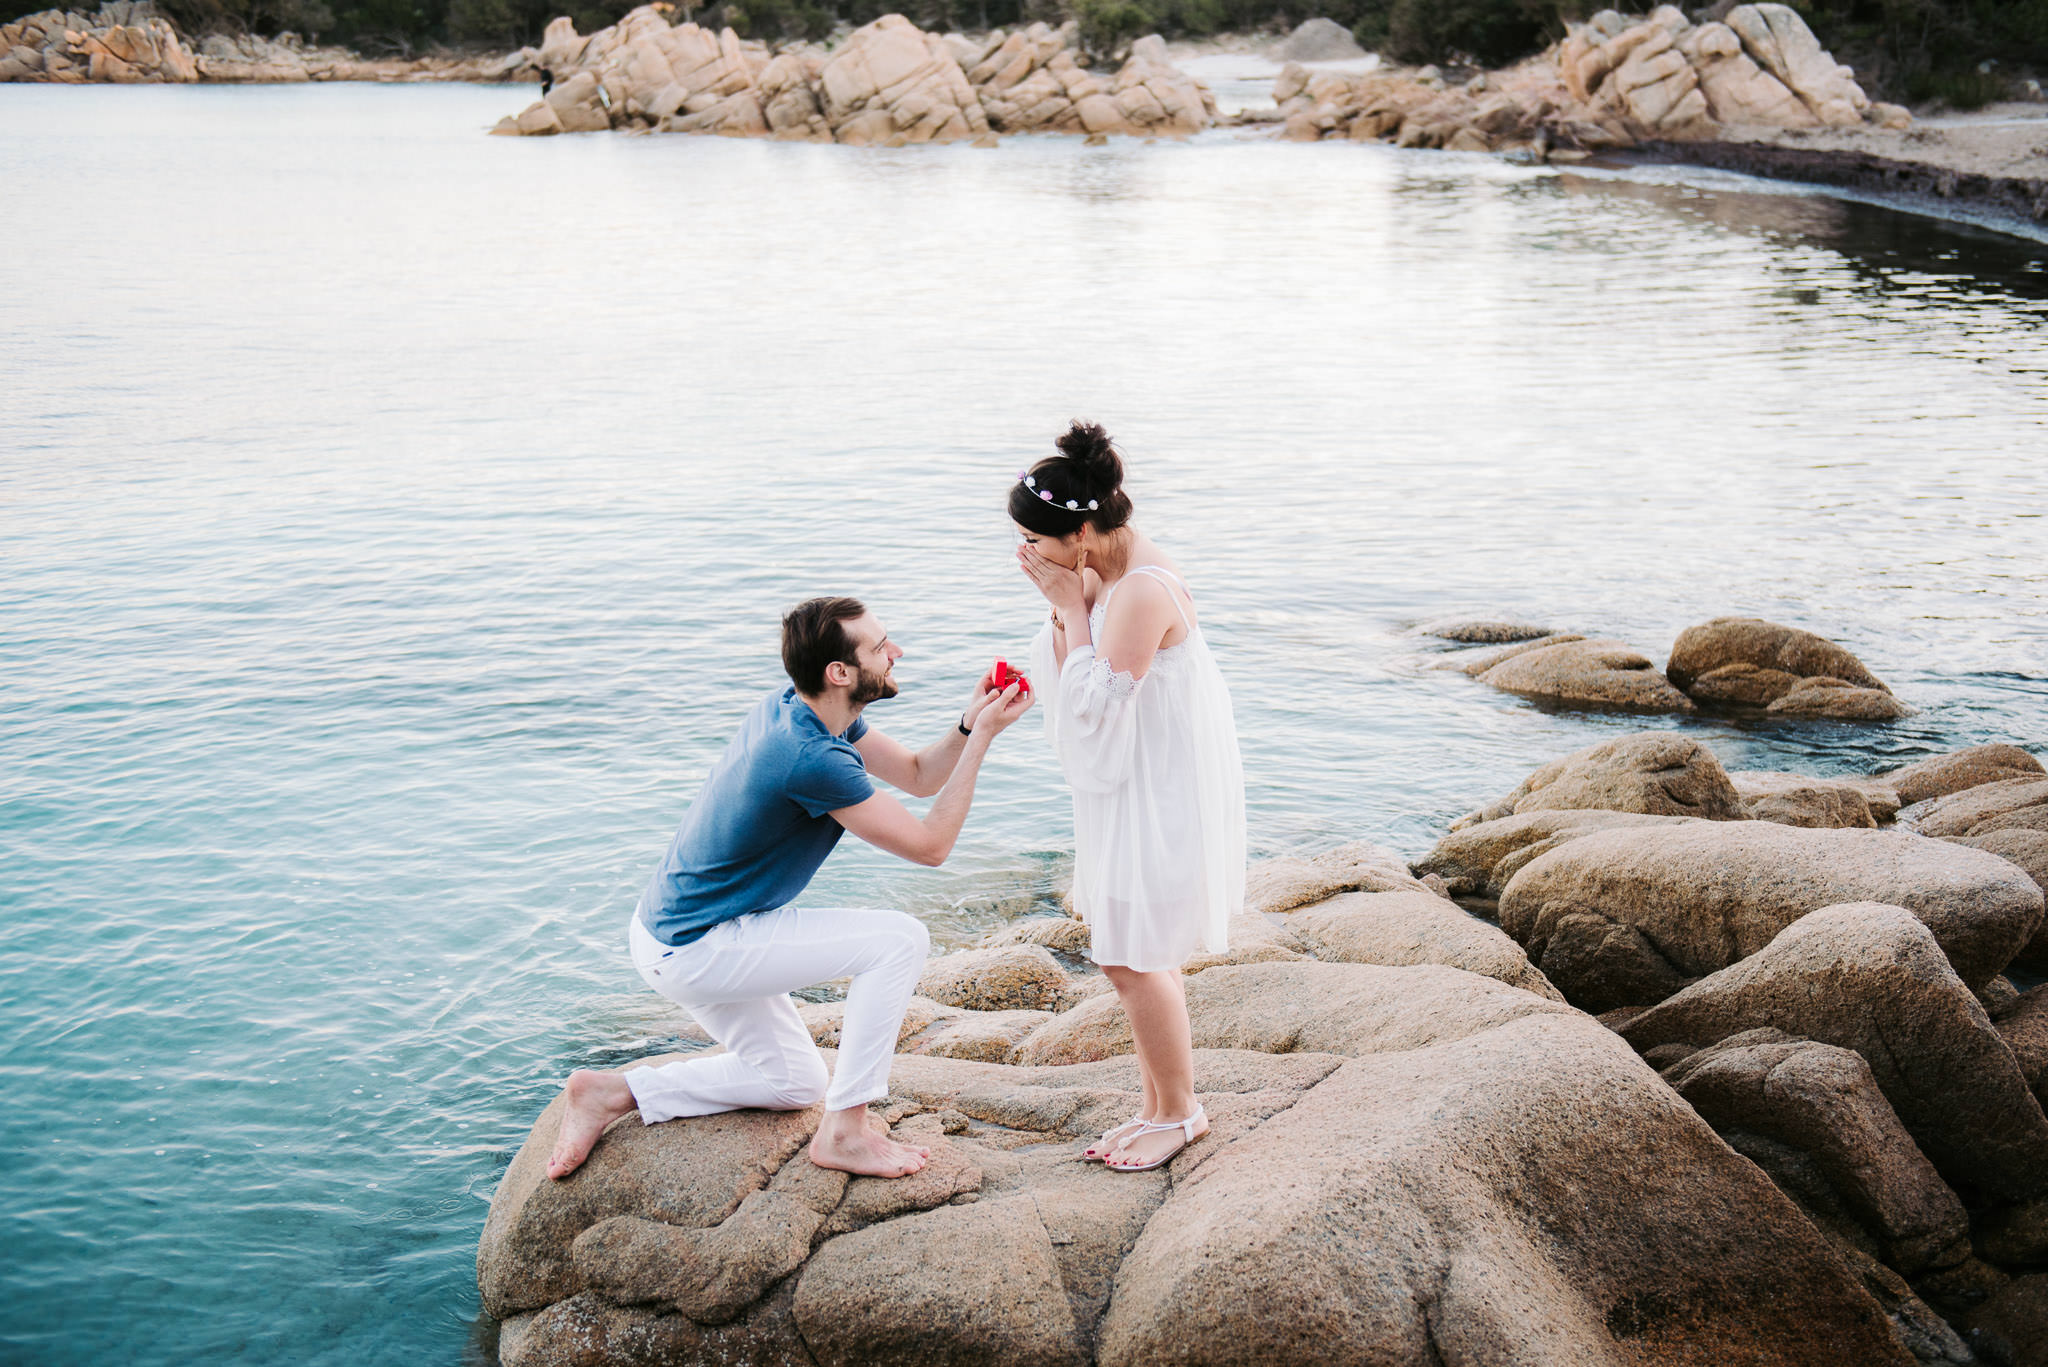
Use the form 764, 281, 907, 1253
854, 670, 1004, 798
853, 726, 968, 800
833, 683, 1030, 865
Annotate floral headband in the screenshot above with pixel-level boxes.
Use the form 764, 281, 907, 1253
1017, 470, 1098, 512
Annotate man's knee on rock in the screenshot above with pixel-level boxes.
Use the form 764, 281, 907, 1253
891, 914, 931, 962
768, 1056, 831, 1110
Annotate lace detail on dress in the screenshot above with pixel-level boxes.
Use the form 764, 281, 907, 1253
1089, 655, 1140, 699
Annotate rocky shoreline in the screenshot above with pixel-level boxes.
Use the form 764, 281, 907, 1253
8, 3, 2046, 226
479, 613, 2048, 1367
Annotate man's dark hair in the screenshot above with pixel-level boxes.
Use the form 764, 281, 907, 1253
782, 597, 867, 695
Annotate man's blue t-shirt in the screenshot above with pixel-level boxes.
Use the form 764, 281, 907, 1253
637, 687, 875, 946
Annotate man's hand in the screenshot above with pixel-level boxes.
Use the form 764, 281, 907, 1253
1016, 544, 1086, 620
972, 681, 1033, 737
964, 670, 1000, 727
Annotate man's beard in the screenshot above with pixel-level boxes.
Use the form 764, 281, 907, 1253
848, 664, 897, 705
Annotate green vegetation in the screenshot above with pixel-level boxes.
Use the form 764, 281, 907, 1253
1789, 0, 2048, 107
5, 0, 2040, 103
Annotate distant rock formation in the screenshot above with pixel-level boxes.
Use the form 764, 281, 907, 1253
1273, 3, 1911, 155
1, 3, 196, 82
0, 1, 531, 83
492, 11, 1216, 142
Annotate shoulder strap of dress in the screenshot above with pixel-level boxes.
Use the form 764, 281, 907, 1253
1122, 565, 1193, 632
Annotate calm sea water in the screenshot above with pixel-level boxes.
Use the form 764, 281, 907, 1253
2, 80, 2045, 1367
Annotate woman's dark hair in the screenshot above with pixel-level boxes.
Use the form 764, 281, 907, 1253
1008, 421, 1135, 538
782, 596, 866, 695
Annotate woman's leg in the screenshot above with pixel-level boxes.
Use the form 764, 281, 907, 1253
1100, 965, 1206, 1168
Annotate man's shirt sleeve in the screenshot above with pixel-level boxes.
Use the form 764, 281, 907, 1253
788, 738, 876, 817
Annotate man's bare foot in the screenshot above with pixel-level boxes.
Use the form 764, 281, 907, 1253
809, 1108, 928, 1178
546, 1069, 637, 1180
868, 1110, 929, 1159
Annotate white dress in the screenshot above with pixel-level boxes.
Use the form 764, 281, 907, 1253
1029, 565, 1247, 971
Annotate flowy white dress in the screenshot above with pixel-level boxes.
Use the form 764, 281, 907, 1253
1029, 564, 1247, 971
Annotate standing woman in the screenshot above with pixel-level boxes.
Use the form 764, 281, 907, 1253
1011, 421, 1246, 1172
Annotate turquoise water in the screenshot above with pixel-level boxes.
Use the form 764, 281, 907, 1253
2, 80, 2045, 1366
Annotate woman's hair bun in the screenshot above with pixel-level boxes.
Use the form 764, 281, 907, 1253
1055, 420, 1122, 493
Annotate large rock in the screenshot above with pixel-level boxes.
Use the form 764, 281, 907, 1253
917, 944, 1069, 1012
1666, 615, 1909, 718
1413, 809, 1692, 902
1944, 829, 2048, 971
1096, 1012, 1909, 1367
1241, 840, 1430, 913
486, 973, 1915, 1367
1662, 1029, 1970, 1275
1476, 638, 1696, 712
1498, 822, 2044, 1009
1555, 2, 1889, 141
1273, 17, 1367, 63
1280, 889, 1564, 1000
1996, 985, 2048, 1114
1013, 959, 1573, 1067
966, 23, 1212, 138
1874, 744, 2045, 807
818, 14, 989, 144
0, 4, 197, 83
1732, 769, 1895, 829
1680, 19, 1817, 128
1955, 1274, 2048, 1367
1619, 903, 2048, 1204
1451, 731, 1742, 829
1906, 777, 2048, 839
1768, 676, 1915, 720
1723, 2, 1868, 127
492, 12, 1217, 143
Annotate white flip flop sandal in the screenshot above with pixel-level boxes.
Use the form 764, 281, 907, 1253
1081, 1115, 1148, 1163
1104, 1105, 1207, 1173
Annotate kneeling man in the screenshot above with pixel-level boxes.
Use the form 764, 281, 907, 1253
547, 596, 1031, 1181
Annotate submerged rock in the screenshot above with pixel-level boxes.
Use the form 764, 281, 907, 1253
1497, 822, 2044, 1009
1476, 638, 1696, 712
1411, 615, 1559, 644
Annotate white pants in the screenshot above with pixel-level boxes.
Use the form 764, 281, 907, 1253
624, 904, 930, 1121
